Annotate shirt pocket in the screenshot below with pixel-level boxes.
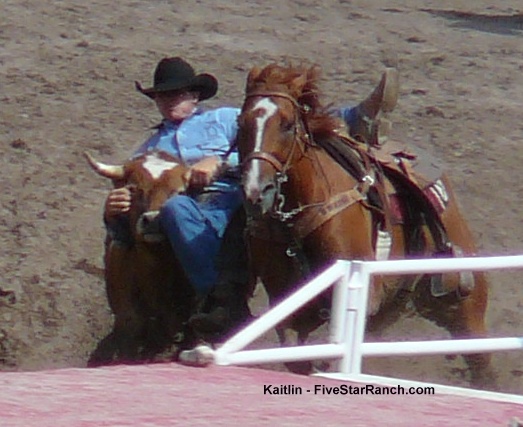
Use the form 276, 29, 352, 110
197, 123, 231, 155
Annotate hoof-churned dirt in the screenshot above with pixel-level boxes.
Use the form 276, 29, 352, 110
1, 0, 522, 393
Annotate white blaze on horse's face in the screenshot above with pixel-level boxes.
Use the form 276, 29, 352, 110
143, 152, 179, 179
244, 98, 278, 199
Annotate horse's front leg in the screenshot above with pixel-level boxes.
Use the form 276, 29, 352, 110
249, 221, 336, 375
275, 326, 315, 375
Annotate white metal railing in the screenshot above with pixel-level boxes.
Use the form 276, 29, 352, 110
180, 255, 523, 378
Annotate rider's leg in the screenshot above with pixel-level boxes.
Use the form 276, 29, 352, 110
188, 207, 253, 336
158, 189, 243, 295
337, 68, 399, 145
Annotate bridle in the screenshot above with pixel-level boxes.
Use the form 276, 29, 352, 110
241, 91, 312, 169
239, 89, 375, 281
240, 91, 317, 222
239, 90, 376, 237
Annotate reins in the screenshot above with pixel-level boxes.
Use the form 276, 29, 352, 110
240, 89, 375, 282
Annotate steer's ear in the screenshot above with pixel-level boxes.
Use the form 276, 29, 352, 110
84, 151, 125, 180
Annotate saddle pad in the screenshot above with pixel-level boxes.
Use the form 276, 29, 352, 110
389, 178, 449, 224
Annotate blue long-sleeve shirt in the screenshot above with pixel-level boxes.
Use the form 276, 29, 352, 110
133, 105, 356, 192
134, 106, 241, 192
135, 107, 240, 165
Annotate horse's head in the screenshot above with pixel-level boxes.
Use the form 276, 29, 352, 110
85, 151, 188, 243
237, 64, 322, 216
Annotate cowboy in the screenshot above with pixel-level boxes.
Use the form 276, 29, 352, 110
103, 57, 399, 336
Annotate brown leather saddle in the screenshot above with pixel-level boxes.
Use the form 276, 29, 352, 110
318, 134, 452, 258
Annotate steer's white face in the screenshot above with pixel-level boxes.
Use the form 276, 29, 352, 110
86, 150, 189, 241
127, 152, 188, 241
142, 152, 180, 180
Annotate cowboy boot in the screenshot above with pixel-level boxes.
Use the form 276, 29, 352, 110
189, 280, 253, 337
350, 68, 399, 146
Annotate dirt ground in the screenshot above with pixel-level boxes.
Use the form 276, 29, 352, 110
1, 0, 522, 394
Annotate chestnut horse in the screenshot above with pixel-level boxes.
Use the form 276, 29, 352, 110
236, 64, 494, 387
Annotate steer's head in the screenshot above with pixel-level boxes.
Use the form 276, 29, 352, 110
85, 151, 188, 243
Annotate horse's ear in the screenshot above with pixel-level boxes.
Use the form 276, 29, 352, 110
290, 73, 308, 96
246, 66, 262, 92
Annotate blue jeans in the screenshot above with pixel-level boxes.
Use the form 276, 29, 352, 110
158, 187, 244, 295
336, 105, 359, 129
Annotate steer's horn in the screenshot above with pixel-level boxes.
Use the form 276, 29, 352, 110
84, 151, 125, 180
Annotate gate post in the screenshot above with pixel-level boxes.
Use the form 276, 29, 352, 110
329, 261, 351, 345
339, 261, 371, 376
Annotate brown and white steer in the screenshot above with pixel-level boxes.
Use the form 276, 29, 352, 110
85, 150, 195, 365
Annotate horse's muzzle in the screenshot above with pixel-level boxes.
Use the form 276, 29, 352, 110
243, 182, 277, 216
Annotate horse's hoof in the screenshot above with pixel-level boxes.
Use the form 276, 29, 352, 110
285, 361, 314, 376
178, 344, 214, 367
470, 367, 499, 391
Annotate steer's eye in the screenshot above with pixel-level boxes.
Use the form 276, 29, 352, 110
126, 184, 137, 198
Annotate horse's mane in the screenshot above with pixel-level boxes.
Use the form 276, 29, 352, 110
246, 63, 343, 140
246, 63, 367, 180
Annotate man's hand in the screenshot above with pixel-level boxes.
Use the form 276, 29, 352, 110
184, 156, 224, 190
104, 187, 132, 218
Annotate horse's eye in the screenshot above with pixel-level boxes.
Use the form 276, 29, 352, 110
282, 121, 295, 133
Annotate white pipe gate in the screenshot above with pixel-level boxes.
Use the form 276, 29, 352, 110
182, 255, 523, 383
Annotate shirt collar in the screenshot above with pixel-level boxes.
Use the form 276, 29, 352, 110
154, 107, 205, 130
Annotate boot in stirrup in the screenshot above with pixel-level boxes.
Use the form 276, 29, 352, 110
351, 68, 399, 146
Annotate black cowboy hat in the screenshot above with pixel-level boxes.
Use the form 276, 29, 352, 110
135, 57, 218, 101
